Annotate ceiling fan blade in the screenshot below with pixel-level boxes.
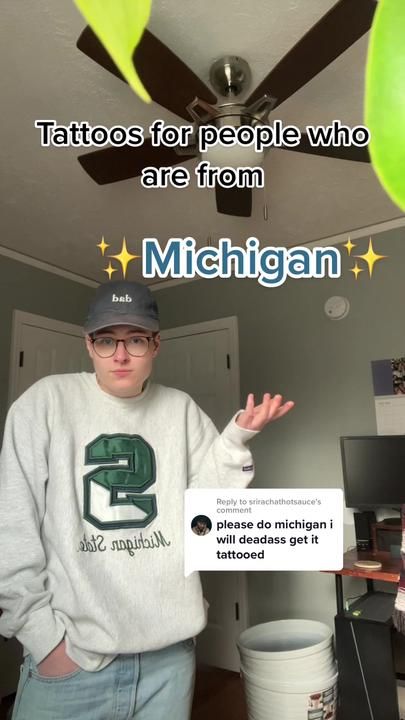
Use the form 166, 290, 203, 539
134, 30, 217, 121
280, 133, 370, 162
77, 25, 125, 83
215, 187, 252, 217
77, 26, 217, 121
78, 139, 197, 185
246, 0, 377, 109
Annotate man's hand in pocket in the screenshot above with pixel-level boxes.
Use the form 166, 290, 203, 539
37, 639, 80, 677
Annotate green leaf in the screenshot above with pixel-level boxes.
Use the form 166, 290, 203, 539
365, 0, 405, 210
74, 0, 152, 103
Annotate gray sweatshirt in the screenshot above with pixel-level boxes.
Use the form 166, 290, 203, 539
0, 373, 256, 671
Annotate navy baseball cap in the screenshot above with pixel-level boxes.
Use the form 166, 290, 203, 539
84, 281, 159, 334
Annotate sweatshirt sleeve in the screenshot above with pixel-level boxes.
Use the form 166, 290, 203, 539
186, 398, 258, 489
0, 383, 65, 663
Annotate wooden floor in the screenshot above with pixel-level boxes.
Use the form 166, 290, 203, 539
192, 665, 248, 720
1, 666, 247, 720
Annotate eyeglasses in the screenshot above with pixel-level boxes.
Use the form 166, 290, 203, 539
91, 336, 155, 358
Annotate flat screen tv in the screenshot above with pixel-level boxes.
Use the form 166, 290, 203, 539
340, 435, 405, 509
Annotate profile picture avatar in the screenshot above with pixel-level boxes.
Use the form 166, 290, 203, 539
191, 515, 212, 536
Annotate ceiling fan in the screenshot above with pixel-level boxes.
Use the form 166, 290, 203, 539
77, 0, 376, 217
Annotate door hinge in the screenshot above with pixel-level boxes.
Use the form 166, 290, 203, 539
235, 602, 239, 621
19, 351, 24, 368
226, 353, 231, 369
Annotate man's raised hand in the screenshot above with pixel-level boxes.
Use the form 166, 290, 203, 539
236, 393, 294, 432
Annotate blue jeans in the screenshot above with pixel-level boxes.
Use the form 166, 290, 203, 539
11, 639, 196, 720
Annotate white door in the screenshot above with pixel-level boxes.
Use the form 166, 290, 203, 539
153, 327, 233, 429
153, 316, 248, 671
8, 311, 92, 404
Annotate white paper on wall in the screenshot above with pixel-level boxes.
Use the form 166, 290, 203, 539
371, 357, 405, 435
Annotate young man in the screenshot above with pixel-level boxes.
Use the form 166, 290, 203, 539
0, 280, 294, 720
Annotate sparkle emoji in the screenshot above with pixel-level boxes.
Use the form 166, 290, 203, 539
97, 236, 110, 256
103, 262, 117, 280
343, 237, 356, 256
355, 238, 387, 277
350, 262, 364, 280
109, 237, 140, 278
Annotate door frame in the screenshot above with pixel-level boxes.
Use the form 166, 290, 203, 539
8, 310, 86, 407
159, 315, 249, 634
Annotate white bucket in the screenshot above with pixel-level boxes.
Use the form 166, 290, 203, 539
238, 620, 338, 720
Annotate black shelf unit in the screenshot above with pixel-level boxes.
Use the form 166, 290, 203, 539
335, 591, 400, 720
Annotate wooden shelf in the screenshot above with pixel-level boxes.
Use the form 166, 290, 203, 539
324, 549, 401, 584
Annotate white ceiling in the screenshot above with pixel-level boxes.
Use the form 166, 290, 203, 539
1, 0, 401, 284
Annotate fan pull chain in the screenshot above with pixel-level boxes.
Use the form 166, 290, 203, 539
263, 185, 269, 221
